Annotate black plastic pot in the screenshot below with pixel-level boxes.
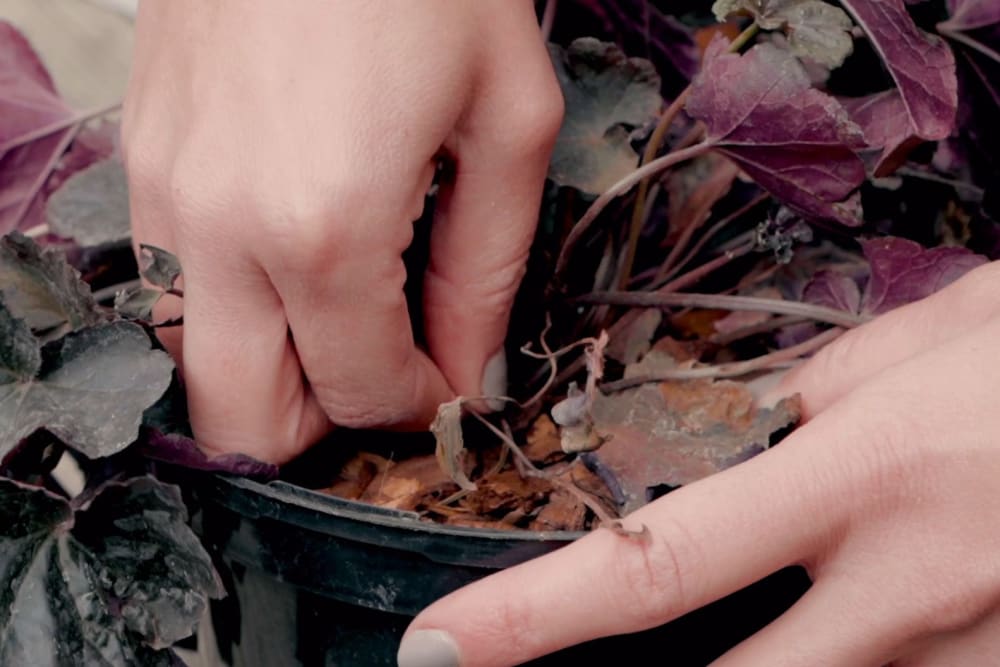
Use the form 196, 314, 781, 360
189, 474, 809, 667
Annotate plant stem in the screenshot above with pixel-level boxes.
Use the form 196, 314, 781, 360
10, 123, 82, 229
600, 326, 842, 391
617, 22, 760, 288
653, 191, 770, 286
0, 101, 121, 154
576, 291, 868, 329
91, 278, 142, 303
555, 140, 713, 279
658, 241, 754, 293
710, 313, 807, 345
618, 89, 692, 288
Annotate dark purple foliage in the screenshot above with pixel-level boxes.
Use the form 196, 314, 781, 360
0, 21, 74, 233
686, 37, 867, 226
803, 237, 988, 315
142, 430, 279, 480
840, 0, 958, 142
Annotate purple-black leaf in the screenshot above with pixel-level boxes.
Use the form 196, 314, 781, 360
686, 38, 866, 226
839, 0, 957, 142
713, 0, 856, 68
139, 244, 182, 291
0, 232, 102, 338
72, 476, 224, 648
860, 237, 988, 314
142, 430, 279, 481
0, 321, 174, 463
46, 157, 131, 247
0, 300, 40, 383
547, 38, 662, 195
0, 476, 208, 665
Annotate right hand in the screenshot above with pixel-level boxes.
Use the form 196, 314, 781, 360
122, 0, 564, 463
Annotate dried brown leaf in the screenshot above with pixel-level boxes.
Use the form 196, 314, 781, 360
431, 397, 477, 491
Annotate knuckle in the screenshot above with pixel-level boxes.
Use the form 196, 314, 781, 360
609, 518, 700, 628
952, 261, 1000, 316
505, 86, 565, 155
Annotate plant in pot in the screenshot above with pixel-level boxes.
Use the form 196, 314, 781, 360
1, 0, 998, 664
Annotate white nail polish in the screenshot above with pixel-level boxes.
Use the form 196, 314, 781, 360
480, 349, 508, 412
397, 629, 460, 667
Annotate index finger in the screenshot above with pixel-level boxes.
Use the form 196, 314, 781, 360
399, 416, 852, 667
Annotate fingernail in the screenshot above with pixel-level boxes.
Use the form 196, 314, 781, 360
480, 349, 507, 412
397, 629, 460, 667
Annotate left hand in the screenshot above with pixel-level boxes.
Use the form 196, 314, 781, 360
399, 261, 1000, 667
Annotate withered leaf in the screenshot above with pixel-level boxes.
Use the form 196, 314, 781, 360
430, 397, 477, 491
547, 38, 662, 195
713, 0, 855, 68
589, 352, 801, 513
139, 245, 182, 291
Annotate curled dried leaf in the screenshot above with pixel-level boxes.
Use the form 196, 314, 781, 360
431, 397, 477, 492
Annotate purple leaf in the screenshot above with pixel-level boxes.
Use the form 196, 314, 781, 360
841, 90, 922, 176
0, 476, 219, 664
142, 430, 279, 480
0, 21, 74, 233
942, 0, 1000, 33
860, 237, 988, 314
839, 0, 958, 142
686, 37, 866, 226
802, 269, 862, 313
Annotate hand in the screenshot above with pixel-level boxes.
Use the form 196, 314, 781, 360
122, 1, 563, 463
399, 261, 1000, 667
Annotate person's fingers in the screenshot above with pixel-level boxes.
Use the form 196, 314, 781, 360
763, 261, 1000, 418
711, 571, 914, 667
423, 5, 563, 402
400, 412, 861, 667
894, 607, 1000, 667
266, 169, 456, 432
177, 244, 331, 463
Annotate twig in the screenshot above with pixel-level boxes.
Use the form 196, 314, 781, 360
576, 291, 868, 329
657, 241, 754, 294
619, 88, 693, 287
710, 313, 808, 346
470, 413, 641, 536
601, 326, 843, 392
895, 166, 985, 199
0, 101, 121, 155
10, 123, 82, 229
555, 140, 713, 279
91, 278, 142, 303
540, 0, 558, 41
618, 22, 759, 287
653, 192, 770, 286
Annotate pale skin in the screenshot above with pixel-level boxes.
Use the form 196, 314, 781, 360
123, 3, 1000, 665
